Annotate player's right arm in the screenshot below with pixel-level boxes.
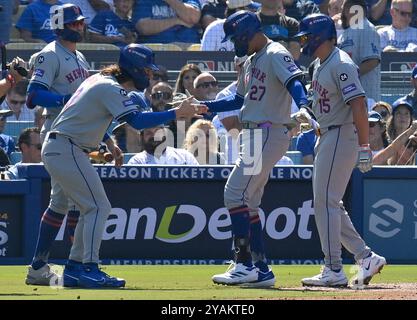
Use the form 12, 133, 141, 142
104, 85, 206, 131
202, 94, 244, 113
26, 51, 71, 109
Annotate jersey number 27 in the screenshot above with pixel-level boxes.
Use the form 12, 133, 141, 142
249, 85, 266, 101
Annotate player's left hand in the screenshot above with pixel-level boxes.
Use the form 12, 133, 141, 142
174, 96, 208, 119
109, 144, 124, 167
357, 144, 373, 173
293, 107, 312, 124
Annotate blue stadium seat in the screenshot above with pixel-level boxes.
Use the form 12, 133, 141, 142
285, 151, 303, 165
9, 152, 22, 164
123, 153, 135, 164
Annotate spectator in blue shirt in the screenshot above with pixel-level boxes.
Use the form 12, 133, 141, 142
16, 0, 62, 43
88, 0, 136, 48
133, 0, 201, 45
3, 127, 41, 179
0, 0, 20, 43
283, 0, 320, 21
296, 127, 317, 164
0, 111, 16, 157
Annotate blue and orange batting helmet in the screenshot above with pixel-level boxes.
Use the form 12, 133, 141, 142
222, 11, 261, 57
119, 44, 160, 91
294, 14, 337, 57
51, 3, 86, 42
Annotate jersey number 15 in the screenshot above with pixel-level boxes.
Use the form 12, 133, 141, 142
319, 98, 330, 113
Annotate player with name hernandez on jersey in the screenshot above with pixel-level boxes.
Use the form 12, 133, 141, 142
25, 43, 206, 288
198, 10, 316, 287
294, 13, 386, 288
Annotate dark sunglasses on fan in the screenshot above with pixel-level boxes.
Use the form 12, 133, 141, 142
151, 91, 172, 100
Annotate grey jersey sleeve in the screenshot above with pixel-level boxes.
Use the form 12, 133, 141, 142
271, 51, 303, 87
30, 51, 59, 89
101, 84, 138, 121
336, 63, 365, 103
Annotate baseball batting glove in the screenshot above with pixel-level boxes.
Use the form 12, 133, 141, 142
357, 144, 373, 173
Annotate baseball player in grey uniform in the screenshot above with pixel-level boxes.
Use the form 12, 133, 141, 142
25, 44, 206, 288
25, 4, 91, 286
294, 14, 386, 287
338, 0, 381, 102
202, 11, 314, 287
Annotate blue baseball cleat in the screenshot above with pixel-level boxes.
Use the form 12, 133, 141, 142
242, 268, 276, 288
78, 264, 126, 289
63, 260, 83, 287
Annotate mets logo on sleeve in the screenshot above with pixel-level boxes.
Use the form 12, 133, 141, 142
120, 89, 128, 96
37, 55, 45, 64
284, 56, 292, 62
342, 83, 357, 95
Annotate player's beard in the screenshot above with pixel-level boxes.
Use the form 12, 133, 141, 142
206, 92, 217, 100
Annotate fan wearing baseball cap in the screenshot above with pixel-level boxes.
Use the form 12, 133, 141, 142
368, 111, 388, 156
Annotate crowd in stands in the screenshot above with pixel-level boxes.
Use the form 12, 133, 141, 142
1, 0, 417, 175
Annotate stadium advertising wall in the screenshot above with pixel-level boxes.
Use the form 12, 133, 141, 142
3, 166, 417, 264
362, 179, 417, 262
47, 166, 323, 264
0, 196, 22, 258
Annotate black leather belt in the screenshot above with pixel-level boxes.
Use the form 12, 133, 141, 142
48, 132, 89, 153
327, 125, 342, 131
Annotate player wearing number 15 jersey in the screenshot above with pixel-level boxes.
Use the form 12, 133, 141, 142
295, 14, 386, 288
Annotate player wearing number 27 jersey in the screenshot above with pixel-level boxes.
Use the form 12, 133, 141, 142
202, 11, 312, 287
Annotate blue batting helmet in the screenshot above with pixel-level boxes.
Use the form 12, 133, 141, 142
51, 3, 86, 42
222, 11, 261, 57
294, 14, 337, 57
119, 44, 160, 91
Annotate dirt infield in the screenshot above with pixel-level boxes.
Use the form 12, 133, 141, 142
280, 283, 417, 300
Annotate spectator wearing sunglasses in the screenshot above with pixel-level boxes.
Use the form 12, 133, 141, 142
2, 127, 41, 179
144, 65, 169, 105
371, 101, 392, 122
193, 72, 219, 101
151, 82, 174, 112
16, 0, 62, 43
0, 80, 35, 122
377, 0, 417, 52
